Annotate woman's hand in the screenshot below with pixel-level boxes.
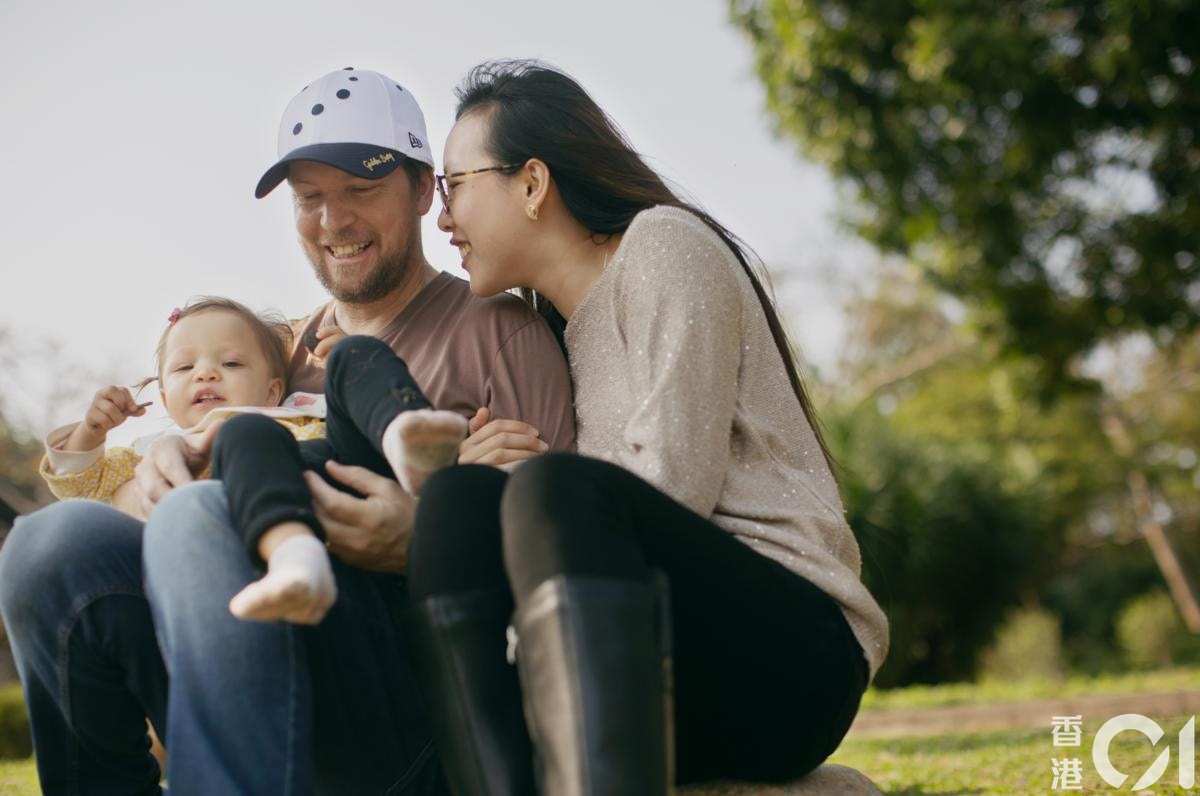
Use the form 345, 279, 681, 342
457, 407, 548, 468
64, 386, 147, 452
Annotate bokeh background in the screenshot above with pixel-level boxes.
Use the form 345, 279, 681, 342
1, 0, 1197, 791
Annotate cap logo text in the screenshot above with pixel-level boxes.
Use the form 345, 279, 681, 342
363, 152, 396, 172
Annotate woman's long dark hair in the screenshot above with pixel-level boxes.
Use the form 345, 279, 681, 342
454, 59, 836, 474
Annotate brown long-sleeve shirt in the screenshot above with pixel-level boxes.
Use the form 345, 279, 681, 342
289, 271, 576, 453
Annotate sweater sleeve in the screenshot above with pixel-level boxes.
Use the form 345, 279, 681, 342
612, 214, 743, 517
40, 446, 142, 503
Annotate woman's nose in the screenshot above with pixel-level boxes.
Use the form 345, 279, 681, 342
436, 204, 454, 233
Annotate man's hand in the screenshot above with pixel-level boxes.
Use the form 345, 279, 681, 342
111, 480, 148, 521
134, 422, 223, 516
457, 407, 548, 468
304, 461, 415, 572
64, 386, 147, 452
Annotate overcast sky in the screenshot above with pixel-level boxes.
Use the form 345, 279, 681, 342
0, 0, 872, 435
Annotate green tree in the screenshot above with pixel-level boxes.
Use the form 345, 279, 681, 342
733, 0, 1199, 382
824, 264, 1113, 683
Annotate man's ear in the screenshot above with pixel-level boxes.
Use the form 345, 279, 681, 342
267, 377, 285, 407
413, 165, 436, 215
523, 158, 551, 216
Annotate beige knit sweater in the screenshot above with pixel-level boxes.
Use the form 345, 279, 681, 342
565, 205, 889, 679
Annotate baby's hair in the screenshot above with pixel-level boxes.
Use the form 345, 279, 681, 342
135, 297, 293, 393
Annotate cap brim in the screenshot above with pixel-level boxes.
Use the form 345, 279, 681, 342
254, 143, 407, 198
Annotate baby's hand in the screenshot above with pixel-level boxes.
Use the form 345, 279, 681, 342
64, 386, 148, 452
305, 325, 347, 360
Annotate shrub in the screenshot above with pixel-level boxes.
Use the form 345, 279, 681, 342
978, 606, 1063, 682
0, 683, 30, 760
1116, 589, 1183, 670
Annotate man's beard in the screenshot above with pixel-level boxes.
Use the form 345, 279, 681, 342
309, 245, 412, 304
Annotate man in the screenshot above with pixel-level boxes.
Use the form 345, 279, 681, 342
0, 67, 575, 794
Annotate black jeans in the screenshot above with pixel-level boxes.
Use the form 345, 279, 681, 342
408, 453, 869, 784
212, 334, 431, 565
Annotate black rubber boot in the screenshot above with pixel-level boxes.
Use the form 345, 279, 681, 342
409, 590, 537, 796
510, 573, 674, 796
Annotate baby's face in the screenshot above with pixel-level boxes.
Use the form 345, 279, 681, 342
159, 310, 283, 429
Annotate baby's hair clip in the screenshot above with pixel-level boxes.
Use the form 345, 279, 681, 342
167, 307, 182, 324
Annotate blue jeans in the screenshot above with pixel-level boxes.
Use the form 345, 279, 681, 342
0, 500, 166, 794
1, 485, 446, 794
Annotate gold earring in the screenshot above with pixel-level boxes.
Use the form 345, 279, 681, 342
525, 204, 539, 221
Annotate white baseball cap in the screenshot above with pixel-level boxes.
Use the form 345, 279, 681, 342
255, 67, 435, 198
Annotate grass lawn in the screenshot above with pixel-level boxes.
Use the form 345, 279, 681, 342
860, 664, 1200, 711
2, 719, 1194, 794
842, 668, 1200, 793
0, 758, 36, 795
0, 669, 1196, 794
833, 714, 1196, 794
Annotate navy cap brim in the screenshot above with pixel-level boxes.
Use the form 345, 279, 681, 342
254, 143, 407, 198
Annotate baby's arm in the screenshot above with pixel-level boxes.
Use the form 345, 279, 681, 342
39, 445, 142, 505
63, 386, 147, 452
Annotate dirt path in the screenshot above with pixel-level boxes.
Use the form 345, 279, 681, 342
849, 689, 1200, 739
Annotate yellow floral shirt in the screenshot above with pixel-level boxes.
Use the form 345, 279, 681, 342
39, 416, 327, 503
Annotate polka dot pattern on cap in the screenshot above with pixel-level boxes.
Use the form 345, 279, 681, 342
258, 67, 437, 199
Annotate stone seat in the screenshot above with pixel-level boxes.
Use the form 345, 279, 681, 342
678, 764, 883, 795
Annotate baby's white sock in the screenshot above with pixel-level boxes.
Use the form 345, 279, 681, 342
229, 533, 337, 625
381, 409, 469, 495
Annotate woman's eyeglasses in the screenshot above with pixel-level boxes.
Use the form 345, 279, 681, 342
435, 163, 522, 212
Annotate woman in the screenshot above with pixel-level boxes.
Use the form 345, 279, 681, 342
408, 60, 888, 794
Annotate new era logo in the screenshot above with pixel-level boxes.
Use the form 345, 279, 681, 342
408, 132, 423, 149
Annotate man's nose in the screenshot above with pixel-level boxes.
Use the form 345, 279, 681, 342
321, 198, 357, 232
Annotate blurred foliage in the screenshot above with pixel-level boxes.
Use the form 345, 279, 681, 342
735, 0, 1200, 686
1115, 588, 1200, 669
978, 606, 1063, 682
0, 684, 31, 760
0, 327, 90, 514
818, 263, 1200, 685
0, 417, 47, 514
734, 0, 1200, 385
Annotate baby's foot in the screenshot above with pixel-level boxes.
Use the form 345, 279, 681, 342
229, 534, 337, 625
381, 409, 469, 495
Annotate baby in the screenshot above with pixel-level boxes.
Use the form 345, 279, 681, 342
41, 296, 467, 622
